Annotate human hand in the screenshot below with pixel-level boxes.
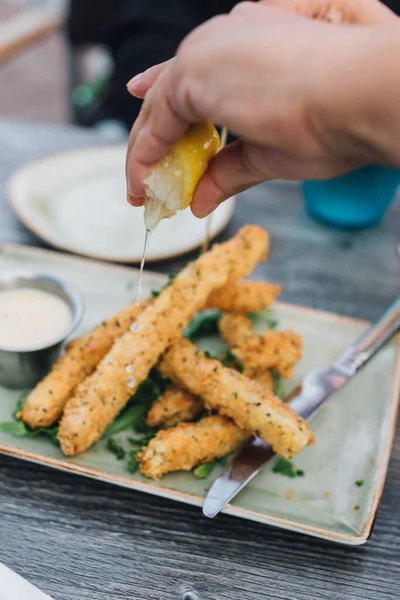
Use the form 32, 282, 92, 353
126, 0, 398, 217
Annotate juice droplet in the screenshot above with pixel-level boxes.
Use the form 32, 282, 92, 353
127, 376, 136, 388
134, 228, 152, 303
130, 322, 139, 333
126, 364, 134, 374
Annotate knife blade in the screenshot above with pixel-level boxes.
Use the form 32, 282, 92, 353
203, 293, 400, 518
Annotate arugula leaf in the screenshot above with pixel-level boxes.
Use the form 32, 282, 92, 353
105, 404, 149, 436
249, 309, 278, 330
0, 421, 31, 436
193, 453, 231, 479
219, 350, 244, 373
106, 369, 170, 436
127, 450, 140, 474
183, 310, 221, 340
106, 438, 126, 460
355, 479, 364, 487
219, 455, 229, 467
12, 395, 26, 420
193, 462, 217, 479
128, 429, 156, 447
271, 370, 285, 398
150, 273, 177, 298
0, 393, 60, 446
0, 420, 60, 444
272, 457, 305, 478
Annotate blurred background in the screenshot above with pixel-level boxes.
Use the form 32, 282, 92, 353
0, 0, 242, 263
0, 0, 237, 138
0, 0, 68, 124
1, 0, 400, 260
2, 0, 399, 132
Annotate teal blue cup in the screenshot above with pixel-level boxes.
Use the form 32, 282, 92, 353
302, 165, 400, 230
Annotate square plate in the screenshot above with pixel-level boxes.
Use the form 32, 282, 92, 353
0, 244, 399, 545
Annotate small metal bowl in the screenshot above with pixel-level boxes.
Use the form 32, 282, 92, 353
0, 271, 84, 389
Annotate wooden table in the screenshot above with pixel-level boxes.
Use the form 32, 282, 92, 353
0, 119, 399, 600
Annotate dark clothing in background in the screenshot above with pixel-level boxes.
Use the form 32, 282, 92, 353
67, 0, 238, 129
67, 0, 400, 130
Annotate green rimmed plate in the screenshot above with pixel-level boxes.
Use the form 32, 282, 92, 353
0, 243, 399, 545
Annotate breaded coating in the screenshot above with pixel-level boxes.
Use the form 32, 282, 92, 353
146, 365, 274, 431
21, 277, 273, 429
19, 299, 150, 428
219, 312, 255, 344
219, 313, 302, 378
159, 339, 313, 459
58, 226, 268, 456
147, 367, 273, 431
251, 369, 274, 391
138, 415, 250, 479
207, 281, 281, 313
146, 387, 204, 429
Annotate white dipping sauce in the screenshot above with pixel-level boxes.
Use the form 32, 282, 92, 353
0, 288, 71, 350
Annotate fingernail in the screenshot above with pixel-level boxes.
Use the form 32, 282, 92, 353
127, 73, 143, 89
127, 192, 144, 207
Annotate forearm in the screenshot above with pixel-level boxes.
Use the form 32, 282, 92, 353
312, 23, 400, 166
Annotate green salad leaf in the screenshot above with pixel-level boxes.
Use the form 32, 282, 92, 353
272, 457, 305, 478
219, 350, 244, 373
249, 309, 278, 330
151, 273, 177, 298
127, 450, 140, 474
193, 462, 217, 479
183, 310, 222, 340
0, 394, 60, 445
106, 438, 126, 460
271, 370, 285, 398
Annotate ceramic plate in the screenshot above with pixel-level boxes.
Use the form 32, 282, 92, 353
7, 145, 235, 263
0, 244, 399, 545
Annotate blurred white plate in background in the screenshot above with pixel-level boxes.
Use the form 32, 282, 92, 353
7, 145, 235, 263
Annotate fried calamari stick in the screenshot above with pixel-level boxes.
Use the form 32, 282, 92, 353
19, 299, 151, 428
58, 225, 268, 456
146, 387, 204, 429
159, 339, 313, 459
219, 313, 302, 378
251, 369, 274, 391
207, 281, 281, 313
138, 415, 250, 479
22, 277, 275, 429
147, 360, 274, 431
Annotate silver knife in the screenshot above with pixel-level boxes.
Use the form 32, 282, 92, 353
203, 293, 400, 518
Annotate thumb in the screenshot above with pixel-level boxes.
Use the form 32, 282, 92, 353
190, 140, 268, 218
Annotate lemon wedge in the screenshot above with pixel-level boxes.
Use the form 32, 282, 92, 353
143, 121, 220, 230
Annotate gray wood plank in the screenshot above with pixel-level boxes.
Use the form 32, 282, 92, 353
0, 119, 399, 600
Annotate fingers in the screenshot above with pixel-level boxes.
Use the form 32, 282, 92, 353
126, 62, 192, 202
190, 140, 269, 218
263, 0, 397, 25
126, 99, 150, 205
190, 139, 364, 218
127, 60, 173, 98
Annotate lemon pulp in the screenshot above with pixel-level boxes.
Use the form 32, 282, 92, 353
143, 121, 220, 230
